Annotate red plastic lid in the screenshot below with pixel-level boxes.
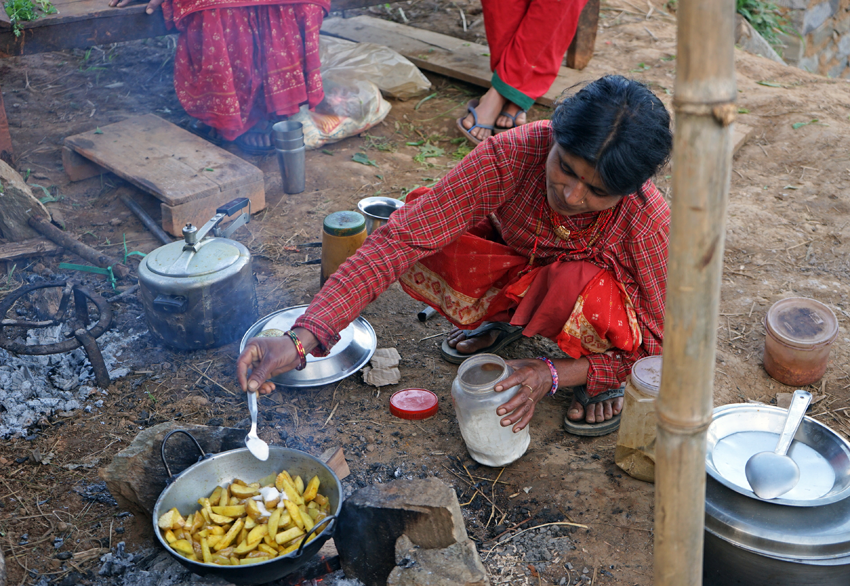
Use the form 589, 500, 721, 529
389, 389, 439, 420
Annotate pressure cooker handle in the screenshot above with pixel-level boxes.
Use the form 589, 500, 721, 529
216, 198, 250, 217
296, 515, 337, 557
160, 429, 209, 484
153, 294, 188, 313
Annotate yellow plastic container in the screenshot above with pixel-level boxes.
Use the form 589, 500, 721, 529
321, 211, 367, 286
615, 355, 662, 483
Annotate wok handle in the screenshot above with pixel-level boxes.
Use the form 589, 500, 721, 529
296, 515, 337, 557
160, 429, 208, 482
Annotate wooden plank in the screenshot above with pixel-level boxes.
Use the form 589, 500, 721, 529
65, 114, 263, 206
160, 178, 265, 237
320, 16, 595, 107
0, 6, 172, 57
566, 0, 599, 71
0, 159, 50, 241
0, 238, 61, 261
0, 85, 11, 155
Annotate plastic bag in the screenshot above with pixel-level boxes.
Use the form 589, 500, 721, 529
319, 36, 431, 101
290, 37, 431, 149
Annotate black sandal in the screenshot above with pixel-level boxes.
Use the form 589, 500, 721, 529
563, 384, 625, 437
440, 322, 524, 364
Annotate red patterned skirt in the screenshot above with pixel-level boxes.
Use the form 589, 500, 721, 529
398, 188, 641, 360
173, 4, 324, 141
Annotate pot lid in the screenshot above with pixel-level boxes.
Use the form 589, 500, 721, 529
145, 238, 244, 278
631, 355, 661, 397
765, 297, 839, 349
389, 389, 439, 420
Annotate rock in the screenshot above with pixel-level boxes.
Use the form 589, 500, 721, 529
386, 534, 489, 586
98, 422, 245, 517
336, 478, 469, 586
0, 159, 50, 241
734, 14, 786, 65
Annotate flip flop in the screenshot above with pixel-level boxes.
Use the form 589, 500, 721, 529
440, 322, 524, 364
455, 100, 495, 146
186, 119, 223, 146
563, 384, 625, 437
233, 121, 275, 155
494, 109, 528, 134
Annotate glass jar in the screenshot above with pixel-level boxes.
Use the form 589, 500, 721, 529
451, 353, 530, 467
615, 355, 662, 482
321, 211, 367, 286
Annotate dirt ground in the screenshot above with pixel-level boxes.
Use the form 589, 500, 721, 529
1, 1, 850, 584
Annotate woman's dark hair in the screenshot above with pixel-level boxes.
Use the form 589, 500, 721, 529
551, 75, 672, 197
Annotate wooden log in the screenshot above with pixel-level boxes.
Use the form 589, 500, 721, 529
0, 159, 50, 241
0, 85, 11, 155
159, 178, 265, 237
27, 216, 131, 279
566, 0, 600, 71
320, 446, 350, 481
653, 0, 736, 584
62, 146, 107, 182
0, 238, 61, 262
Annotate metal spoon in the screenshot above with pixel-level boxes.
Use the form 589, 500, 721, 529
745, 390, 812, 500
245, 391, 269, 461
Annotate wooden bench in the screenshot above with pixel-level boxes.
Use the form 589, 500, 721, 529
0, 0, 598, 154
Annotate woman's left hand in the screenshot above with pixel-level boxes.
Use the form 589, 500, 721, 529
494, 359, 554, 433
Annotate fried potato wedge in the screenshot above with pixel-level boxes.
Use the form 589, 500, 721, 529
211, 505, 246, 517
303, 476, 320, 502
231, 484, 260, 499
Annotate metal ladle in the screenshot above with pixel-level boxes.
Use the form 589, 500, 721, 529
245, 391, 269, 461
745, 390, 812, 500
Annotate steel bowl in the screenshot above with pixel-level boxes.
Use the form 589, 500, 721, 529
357, 196, 404, 234
240, 305, 376, 388
706, 403, 850, 507
152, 431, 341, 585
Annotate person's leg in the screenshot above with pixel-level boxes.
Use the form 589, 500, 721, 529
173, 8, 264, 143
488, 0, 587, 127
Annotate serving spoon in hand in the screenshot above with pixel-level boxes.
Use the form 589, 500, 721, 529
745, 389, 812, 500
245, 391, 269, 461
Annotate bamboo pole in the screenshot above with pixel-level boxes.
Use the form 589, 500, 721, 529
653, 0, 736, 584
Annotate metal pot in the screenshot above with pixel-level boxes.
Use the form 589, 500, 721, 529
703, 404, 850, 585
152, 430, 341, 585
138, 198, 258, 350
357, 196, 404, 235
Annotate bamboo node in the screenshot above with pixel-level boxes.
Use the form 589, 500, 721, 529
673, 102, 738, 127
655, 411, 713, 434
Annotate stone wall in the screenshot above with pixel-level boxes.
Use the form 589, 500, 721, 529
775, 0, 850, 77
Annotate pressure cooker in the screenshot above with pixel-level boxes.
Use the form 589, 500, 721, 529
138, 198, 258, 351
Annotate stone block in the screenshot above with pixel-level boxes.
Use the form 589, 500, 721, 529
735, 14, 787, 64
803, 0, 838, 34
774, 0, 810, 10
828, 58, 848, 77
810, 20, 836, 49
799, 54, 820, 71
336, 478, 469, 586
387, 535, 490, 586
98, 422, 245, 517
837, 33, 850, 57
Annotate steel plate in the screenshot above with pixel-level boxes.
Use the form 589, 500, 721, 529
240, 305, 376, 388
706, 404, 850, 507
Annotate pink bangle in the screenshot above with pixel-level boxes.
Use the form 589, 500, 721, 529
536, 356, 558, 396
284, 330, 307, 371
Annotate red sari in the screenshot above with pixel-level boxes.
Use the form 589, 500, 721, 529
399, 188, 642, 361
163, 0, 329, 141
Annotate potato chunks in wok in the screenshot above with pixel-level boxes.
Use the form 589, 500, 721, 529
159, 468, 331, 566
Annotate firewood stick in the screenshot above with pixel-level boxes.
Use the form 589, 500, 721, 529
27, 216, 130, 279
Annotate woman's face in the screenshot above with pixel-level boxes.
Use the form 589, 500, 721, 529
545, 143, 625, 216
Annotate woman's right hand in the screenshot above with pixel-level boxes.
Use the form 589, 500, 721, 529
236, 329, 318, 394
108, 0, 164, 15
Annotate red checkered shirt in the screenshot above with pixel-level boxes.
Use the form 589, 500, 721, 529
295, 120, 669, 395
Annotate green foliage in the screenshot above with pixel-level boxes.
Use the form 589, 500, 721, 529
352, 152, 378, 167
413, 143, 444, 164
4, 0, 55, 37
737, 0, 788, 48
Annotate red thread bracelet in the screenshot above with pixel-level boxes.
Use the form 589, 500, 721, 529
284, 330, 307, 371
536, 356, 559, 396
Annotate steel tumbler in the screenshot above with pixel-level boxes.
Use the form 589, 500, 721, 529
273, 121, 306, 194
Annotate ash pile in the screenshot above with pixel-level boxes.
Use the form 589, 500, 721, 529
0, 323, 142, 439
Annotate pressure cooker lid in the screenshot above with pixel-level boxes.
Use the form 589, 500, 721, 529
145, 238, 244, 278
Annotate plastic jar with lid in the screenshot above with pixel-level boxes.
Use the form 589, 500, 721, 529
451, 353, 530, 467
615, 355, 662, 483
321, 211, 367, 286
763, 297, 838, 387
